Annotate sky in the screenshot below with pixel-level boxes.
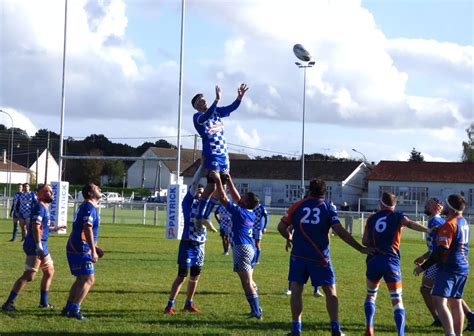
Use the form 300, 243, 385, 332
0, 0, 472, 163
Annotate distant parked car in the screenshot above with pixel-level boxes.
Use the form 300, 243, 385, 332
102, 192, 124, 203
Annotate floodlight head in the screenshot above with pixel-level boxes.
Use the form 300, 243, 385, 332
308, 61, 316, 66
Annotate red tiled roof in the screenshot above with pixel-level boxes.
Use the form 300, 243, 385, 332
182, 159, 363, 181
0, 160, 30, 173
149, 147, 249, 173
367, 161, 474, 183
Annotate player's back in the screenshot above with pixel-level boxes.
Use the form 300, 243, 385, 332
285, 197, 339, 263
67, 201, 99, 253
438, 216, 469, 275
366, 210, 405, 258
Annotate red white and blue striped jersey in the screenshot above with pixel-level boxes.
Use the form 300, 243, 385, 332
281, 197, 340, 265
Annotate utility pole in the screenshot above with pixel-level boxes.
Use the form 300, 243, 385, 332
192, 134, 198, 162
44, 131, 50, 184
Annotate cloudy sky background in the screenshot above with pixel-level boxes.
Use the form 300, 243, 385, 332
0, 0, 472, 162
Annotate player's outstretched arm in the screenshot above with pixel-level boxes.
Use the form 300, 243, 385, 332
332, 224, 369, 254
402, 217, 429, 233
189, 163, 204, 195
214, 174, 229, 207
226, 175, 241, 203
237, 83, 248, 100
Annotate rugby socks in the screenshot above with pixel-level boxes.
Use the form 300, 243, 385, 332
203, 198, 218, 221
40, 290, 48, 306
292, 320, 302, 335
184, 300, 193, 307
331, 320, 342, 332
364, 298, 376, 333
6, 291, 18, 304
167, 298, 175, 308
393, 303, 405, 336
245, 293, 261, 317
69, 303, 80, 313
255, 248, 261, 264
65, 300, 72, 311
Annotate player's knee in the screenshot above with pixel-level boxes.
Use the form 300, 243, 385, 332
178, 265, 189, 278
23, 272, 36, 282
190, 265, 201, 277
367, 287, 378, 298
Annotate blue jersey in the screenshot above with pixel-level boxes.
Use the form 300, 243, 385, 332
435, 216, 469, 276
182, 191, 206, 243
23, 202, 50, 255
426, 215, 444, 253
19, 191, 37, 217
67, 201, 100, 254
226, 202, 255, 246
215, 205, 232, 233
11, 192, 22, 216
282, 197, 340, 265
253, 203, 268, 231
193, 99, 240, 160
365, 210, 405, 259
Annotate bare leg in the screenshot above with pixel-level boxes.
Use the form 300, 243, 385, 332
420, 277, 438, 319
290, 282, 304, 321
448, 298, 464, 335
322, 284, 339, 322
185, 275, 200, 302
434, 295, 455, 335
70, 274, 95, 305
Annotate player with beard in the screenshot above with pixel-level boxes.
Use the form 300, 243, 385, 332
2, 185, 59, 311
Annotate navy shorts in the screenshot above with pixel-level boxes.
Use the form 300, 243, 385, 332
432, 270, 467, 298
67, 253, 94, 276
177, 240, 205, 267
366, 255, 402, 284
288, 255, 335, 287
203, 154, 229, 174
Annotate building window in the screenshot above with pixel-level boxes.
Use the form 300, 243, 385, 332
237, 183, 249, 195
286, 185, 300, 201
378, 186, 428, 205
469, 189, 474, 207
326, 185, 333, 201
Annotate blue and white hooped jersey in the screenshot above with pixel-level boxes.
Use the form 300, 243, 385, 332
215, 205, 232, 233
182, 191, 206, 243
19, 192, 37, 216
193, 99, 241, 159
253, 203, 268, 231
426, 215, 444, 253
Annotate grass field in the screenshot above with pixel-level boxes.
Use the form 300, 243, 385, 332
0, 217, 472, 336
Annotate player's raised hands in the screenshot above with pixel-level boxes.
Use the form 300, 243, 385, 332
215, 85, 221, 102
237, 83, 248, 99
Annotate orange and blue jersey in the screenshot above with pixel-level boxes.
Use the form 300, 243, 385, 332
281, 197, 340, 264
67, 201, 99, 254
23, 202, 50, 256
435, 216, 469, 276
365, 210, 405, 259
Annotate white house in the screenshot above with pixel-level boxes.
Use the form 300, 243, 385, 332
0, 149, 31, 184
182, 159, 369, 208
127, 147, 249, 190
29, 149, 60, 184
366, 161, 474, 214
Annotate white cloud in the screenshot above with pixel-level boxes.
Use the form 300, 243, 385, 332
0, 107, 38, 136
233, 124, 261, 149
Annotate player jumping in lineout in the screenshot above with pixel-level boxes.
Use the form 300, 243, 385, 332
191, 83, 249, 232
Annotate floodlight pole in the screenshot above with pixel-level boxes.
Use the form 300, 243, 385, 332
58, 0, 68, 182
175, 0, 185, 183
295, 60, 315, 198
352, 148, 369, 164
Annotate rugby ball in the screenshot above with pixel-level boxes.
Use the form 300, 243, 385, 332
96, 246, 104, 259
293, 44, 311, 62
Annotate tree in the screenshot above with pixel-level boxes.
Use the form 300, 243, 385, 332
462, 123, 474, 162
408, 148, 424, 162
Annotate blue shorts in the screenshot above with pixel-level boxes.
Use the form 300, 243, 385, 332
220, 227, 230, 237
177, 240, 205, 267
23, 240, 49, 256
67, 253, 94, 276
288, 255, 336, 287
203, 154, 229, 174
366, 255, 402, 284
253, 228, 263, 241
232, 244, 255, 272
19, 211, 30, 220
432, 270, 467, 298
